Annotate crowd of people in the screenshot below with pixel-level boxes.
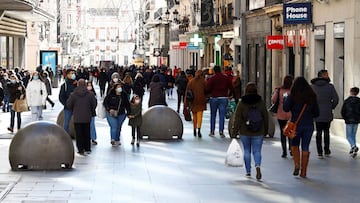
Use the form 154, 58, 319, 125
0, 64, 359, 182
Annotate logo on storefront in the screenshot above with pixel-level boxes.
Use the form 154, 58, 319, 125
283, 2, 312, 25
266, 36, 284, 50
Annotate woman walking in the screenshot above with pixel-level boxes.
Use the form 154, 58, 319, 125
185, 70, 207, 137
148, 74, 167, 107
7, 74, 26, 133
231, 82, 268, 180
283, 76, 319, 178
271, 75, 293, 158
103, 82, 130, 146
26, 71, 47, 121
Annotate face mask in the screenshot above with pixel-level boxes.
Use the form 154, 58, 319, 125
113, 78, 119, 83
11, 79, 16, 83
116, 87, 122, 93
33, 75, 39, 80
71, 74, 76, 80
87, 86, 92, 91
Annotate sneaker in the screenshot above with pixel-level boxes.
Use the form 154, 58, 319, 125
91, 139, 98, 145
110, 139, 115, 146
354, 146, 359, 153
209, 132, 215, 137
245, 173, 251, 178
256, 167, 262, 180
219, 132, 225, 138
7, 127, 13, 133
281, 153, 287, 158
85, 150, 91, 155
318, 154, 324, 159
352, 152, 358, 158
131, 138, 135, 145
325, 150, 331, 157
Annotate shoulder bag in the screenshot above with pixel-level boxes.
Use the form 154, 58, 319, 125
269, 88, 280, 114
283, 104, 307, 139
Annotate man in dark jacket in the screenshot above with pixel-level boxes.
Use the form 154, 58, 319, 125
59, 69, 77, 134
311, 69, 339, 158
67, 79, 97, 155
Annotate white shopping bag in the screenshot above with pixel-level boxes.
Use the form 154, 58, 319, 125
225, 139, 244, 167
97, 102, 106, 119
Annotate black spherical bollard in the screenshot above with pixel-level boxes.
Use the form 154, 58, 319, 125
140, 105, 183, 139
9, 121, 74, 170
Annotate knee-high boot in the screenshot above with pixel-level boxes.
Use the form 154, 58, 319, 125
291, 146, 300, 176
300, 151, 310, 178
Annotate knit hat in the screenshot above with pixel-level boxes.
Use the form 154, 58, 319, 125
111, 72, 120, 79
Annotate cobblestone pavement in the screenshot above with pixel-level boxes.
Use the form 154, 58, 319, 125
0, 84, 359, 203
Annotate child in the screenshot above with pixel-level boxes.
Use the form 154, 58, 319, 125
341, 87, 360, 158
87, 81, 98, 145
128, 95, 142, 146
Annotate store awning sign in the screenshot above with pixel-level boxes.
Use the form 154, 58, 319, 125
283, 2, 312, 25
267, 35, 284, 49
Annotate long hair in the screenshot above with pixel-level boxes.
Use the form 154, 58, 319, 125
290, 76, 317, 104
282, 75, 293, 89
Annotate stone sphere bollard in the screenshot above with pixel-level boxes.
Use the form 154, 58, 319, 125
140, 105, 183, 139
9, 121, 74, 170
56, 109, 76, 139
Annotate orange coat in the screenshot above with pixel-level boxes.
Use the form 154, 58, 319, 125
185, 77, 207, 112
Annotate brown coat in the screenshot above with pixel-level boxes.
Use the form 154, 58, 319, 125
185, 76, 207, 112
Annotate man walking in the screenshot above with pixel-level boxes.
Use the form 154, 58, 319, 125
59, 69, 77, 134
311, 69, 339, 158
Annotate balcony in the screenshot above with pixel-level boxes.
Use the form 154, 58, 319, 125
0, 0, 54, 22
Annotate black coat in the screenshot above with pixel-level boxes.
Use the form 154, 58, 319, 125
103, 90, 130, 116
341, 96, 360, 124
67, 86, 97, 123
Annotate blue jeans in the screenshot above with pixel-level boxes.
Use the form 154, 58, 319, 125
30, 106, 43, 121
240, 135, 263, 174
291, 126, 314, 151
90, 116, 97, 140
209, 97, 228, 133
63, 109, 73, 134
106, 112, 127, 141
3, 95, 9, 112
9, 104, 21, 129
346, 124, 358, 147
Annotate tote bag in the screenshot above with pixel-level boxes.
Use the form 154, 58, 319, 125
225, 139, 244, 167
12, 98, 28, 112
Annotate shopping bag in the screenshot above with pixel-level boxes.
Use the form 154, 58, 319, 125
12, 98, 28, 112
225, 139, 244, 167
97, 104, 106, 119
183, 106, 192, 121
225, 99, 236, 119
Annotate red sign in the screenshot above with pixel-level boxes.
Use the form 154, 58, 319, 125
266, 35, 284, 49
172, 42, 188, 50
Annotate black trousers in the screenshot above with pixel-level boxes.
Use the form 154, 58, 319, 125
278, 119, 291, 154
177, 91, 185, 112
315, 121, 331, 155
74, 123, 91, 153
132, 126, 141, 140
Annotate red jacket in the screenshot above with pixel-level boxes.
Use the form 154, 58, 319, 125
206, 72, 233, 98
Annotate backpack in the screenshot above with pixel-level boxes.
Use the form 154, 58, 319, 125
246, 105, 263, 132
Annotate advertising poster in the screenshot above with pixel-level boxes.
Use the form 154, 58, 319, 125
40, 50, 58, 74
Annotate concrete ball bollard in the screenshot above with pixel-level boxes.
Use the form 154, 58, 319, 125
140, 105, 183, 140
56, 109, 76, 139
9, 121, 74, 170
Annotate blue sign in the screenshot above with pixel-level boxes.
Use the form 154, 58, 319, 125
187, 45, 200, 50
283, 2, 312, 25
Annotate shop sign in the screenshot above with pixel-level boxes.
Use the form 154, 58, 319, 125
172, 42, 187, 50
249, 0, 265, 10
223, 31, 234, 39
187, 45, 200, 50
334, 22, 345, 38
314, 25, 325, 39
283, 2, 312, 25
285, 29, 308, 47
266, 35, 284, 49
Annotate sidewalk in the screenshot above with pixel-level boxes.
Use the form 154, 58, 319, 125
0, 85, 359, 203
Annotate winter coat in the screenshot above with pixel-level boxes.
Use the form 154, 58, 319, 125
44, 77, 52, 95
59, 79, 77, 109
132, 77, 145, 97
232, 76, 242, 101
271, 87, 291, 121
26, 80, 47, 107
103, 89, 130, 116
175, 76, 188, 94
128, 102, 142, 127
165, 74, 175, 88
7, 81, 25, 103
231, 94, 269, 136
185, 77, 207, 112
148, 81, 167, 107
283, 95, 320, 130
206, 72, 233, 98
341, 96, 360, 124
66, 86, 97, 123
311, 77, 339, 122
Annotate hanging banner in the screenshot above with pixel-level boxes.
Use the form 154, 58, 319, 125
266, 35, 284, 49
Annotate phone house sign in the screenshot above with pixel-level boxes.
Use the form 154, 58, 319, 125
283, 2, 312, 25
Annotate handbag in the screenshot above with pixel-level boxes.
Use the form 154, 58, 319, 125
183, 106, 192, 121
109, 97, 122, 117
269, 88, 280, 114
283, 104, 307, 139
186, 89, 194, 102
225, 139, 244, 167
12, 98, 28, 112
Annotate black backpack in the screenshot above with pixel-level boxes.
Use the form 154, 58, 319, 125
246, 105, 263, 132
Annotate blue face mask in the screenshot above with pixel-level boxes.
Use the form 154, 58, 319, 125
116, 87, 122, 93
33, 75, 39, 80
71, 74, 76, 80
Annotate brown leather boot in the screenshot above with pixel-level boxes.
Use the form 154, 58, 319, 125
291, 146, 300, 176
300, 151, 310, 178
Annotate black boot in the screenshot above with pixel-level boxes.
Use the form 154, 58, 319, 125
197, 128, 202, 138
193, 129, 197, 137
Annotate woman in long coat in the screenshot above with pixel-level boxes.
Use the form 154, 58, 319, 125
185, 70, 207, 137
148, 74, 167, 107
